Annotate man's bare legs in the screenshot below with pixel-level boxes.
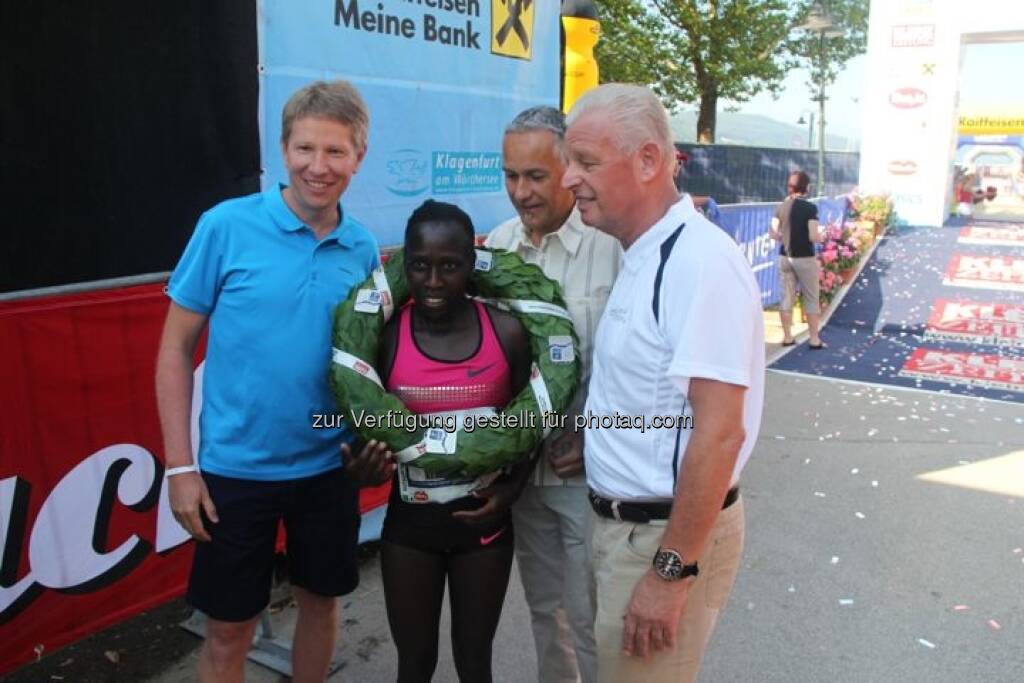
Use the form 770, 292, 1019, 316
292, 587, 339, 683
198, 616, 259, 683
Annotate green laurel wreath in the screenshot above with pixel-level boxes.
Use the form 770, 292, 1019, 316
329, 249, 581, 477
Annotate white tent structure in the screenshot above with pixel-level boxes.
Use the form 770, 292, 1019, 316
858, 0, 1024, 226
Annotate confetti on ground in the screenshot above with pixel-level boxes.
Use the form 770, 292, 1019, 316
774, 435, 786, 440
953, 605, 970, 612
814, 491, 827, 498
871, 480, 879, 487
746, 602, 756, 610
838, 599, 855, 606
851, 468, 859, 474
788, 585, 796, 593
867, 428, 879, 437
988, 619, 1002, 631
831, 556, 840, 565
958, 460, 971, 466
804, 458, 811, 464
855, 512, 866, 519
917, 638, 936, 649
1014, 548, 1023, 554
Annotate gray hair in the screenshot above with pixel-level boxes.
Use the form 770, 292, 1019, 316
281, 80, 369, 152
504, 106, 567, 143
566, 84, 674, 165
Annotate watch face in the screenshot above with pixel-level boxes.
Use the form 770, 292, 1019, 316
653, 548, 697, 581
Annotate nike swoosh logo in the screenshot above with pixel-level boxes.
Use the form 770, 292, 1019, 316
479, 528, 506, 546
467, 362, 497, 378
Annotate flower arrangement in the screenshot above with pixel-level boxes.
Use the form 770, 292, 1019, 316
850, 193, 894, 233
846, 220, 874, 252
819, 223, 860, 272
819, 266, 844, 306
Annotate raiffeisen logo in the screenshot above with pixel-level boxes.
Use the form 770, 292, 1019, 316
889, 87, 928, 109
491, 0, 534, 60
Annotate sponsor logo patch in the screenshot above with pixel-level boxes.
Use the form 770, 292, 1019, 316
889, 87, 928, 109
891, 24, 935, 48
491, 0, 535, 60
887, 160, 919, 176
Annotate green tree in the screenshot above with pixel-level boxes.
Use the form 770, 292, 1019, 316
786, 1, 870, 106
594, 1, 869, 144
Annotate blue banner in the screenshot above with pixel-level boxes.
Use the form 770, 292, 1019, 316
716, 203, 780, 306
815, 197, 849, 228
713, 197, 849, 307
259, 0, 560, 246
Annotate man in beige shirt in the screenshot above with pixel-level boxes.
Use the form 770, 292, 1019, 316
486, 106, 621, 683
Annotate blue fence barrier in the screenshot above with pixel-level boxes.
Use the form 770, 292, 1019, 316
712, 196, 850, 306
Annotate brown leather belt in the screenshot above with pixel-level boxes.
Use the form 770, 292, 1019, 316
588, 487, 739, 524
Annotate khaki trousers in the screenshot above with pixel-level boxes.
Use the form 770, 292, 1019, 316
512, 483, 597, 683
590, 496, 745, 683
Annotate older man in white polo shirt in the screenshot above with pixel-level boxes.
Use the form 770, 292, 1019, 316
561, 84, 765, 683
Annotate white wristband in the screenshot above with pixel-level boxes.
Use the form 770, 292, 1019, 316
165, 464, 199, 477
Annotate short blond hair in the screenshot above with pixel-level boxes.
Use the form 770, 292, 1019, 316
281, 80, 369, 152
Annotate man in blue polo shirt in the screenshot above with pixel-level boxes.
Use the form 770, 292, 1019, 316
156, 80, 393, 682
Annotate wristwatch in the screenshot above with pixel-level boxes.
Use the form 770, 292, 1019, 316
652, 547, 699, 582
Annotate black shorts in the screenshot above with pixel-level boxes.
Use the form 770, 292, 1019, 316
381, 476, 513, 555
187, 468, 360, 622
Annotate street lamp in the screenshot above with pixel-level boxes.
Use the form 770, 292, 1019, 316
797, 111, 815, 150
796, 1, 843, 196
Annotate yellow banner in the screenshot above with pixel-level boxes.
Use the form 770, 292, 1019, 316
958, 114, 1024, 136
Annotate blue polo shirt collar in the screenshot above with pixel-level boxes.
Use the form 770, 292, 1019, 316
265, 184, 356, 247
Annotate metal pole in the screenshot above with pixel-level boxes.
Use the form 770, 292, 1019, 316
808, 112, 815, 150
817, 32, 826, 196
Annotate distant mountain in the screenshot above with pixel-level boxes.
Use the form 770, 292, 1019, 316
669, 110, 857, 151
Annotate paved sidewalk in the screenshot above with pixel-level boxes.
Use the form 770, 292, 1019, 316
11, 333, 1021, 681
145, 369, 1023, 682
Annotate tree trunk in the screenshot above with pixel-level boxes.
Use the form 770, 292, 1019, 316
696, 87, 717, 143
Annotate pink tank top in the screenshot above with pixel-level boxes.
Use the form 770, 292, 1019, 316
386, 300, 513, 414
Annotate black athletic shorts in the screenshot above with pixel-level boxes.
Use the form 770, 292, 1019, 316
381, 476, 513, 555
186, 468, 360, 622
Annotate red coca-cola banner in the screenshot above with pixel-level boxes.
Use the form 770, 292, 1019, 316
0, 283, 388, 675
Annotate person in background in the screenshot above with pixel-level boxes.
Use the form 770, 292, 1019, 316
673, 149, 720, 221
486, 105, 621, 683
156, 80, 392, 683
562, 83, 764, 683
769, 170, 825, 349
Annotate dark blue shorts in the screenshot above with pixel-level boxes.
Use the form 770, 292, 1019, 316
187, 468, 360, 622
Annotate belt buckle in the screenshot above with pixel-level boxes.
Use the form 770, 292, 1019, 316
610, 499, 622, 522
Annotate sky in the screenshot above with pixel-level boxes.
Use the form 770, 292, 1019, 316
724, 38, 1024, 145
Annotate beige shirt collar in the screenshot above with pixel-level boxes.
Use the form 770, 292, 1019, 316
509, 207, 587, 257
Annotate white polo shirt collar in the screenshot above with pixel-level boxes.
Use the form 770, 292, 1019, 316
620, 194, 695, 274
